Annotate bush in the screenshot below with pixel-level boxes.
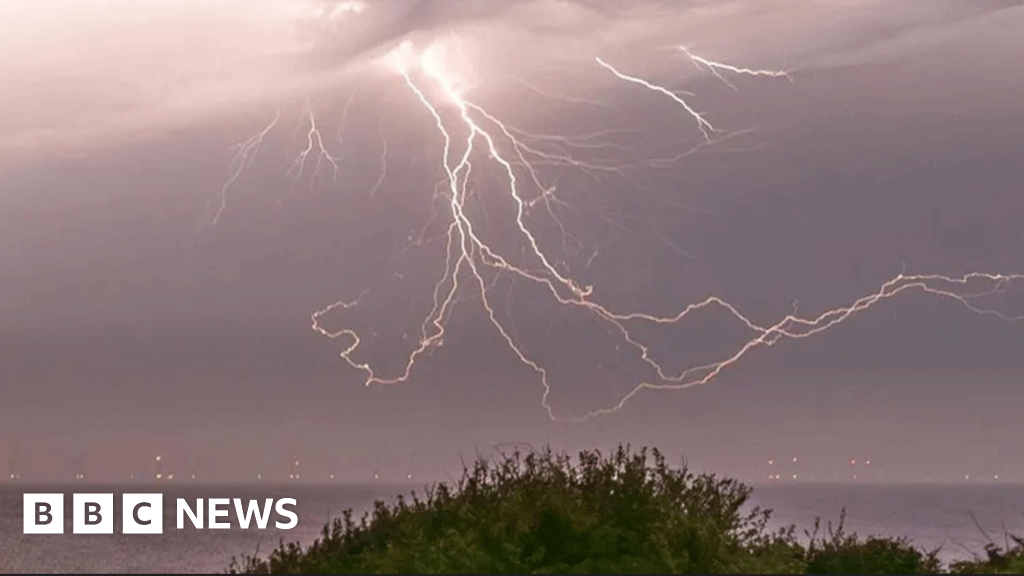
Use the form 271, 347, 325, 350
801, 511, 941, 574
948, 537, 1024, 574
227, 445, 802, 574
227, 445, 1021, 574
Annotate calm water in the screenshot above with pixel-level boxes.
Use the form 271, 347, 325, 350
1, 483, 1023, 572
750, 483, 1024, 566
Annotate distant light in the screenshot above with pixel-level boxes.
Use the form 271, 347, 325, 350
792, 457, 798, 463
191, 474, 196, 480
768, 459, 774, 466
865, 460, 871, 466
167, 473, 174, 481
155, 455, 161, 462
257, 474, 262, 480
294, 461, 300, 466
374, 473, 379, 480
407, 474, 412, 479
853, 474, 858, 480
994, 475, 999, 480
156, 473, 163, 480
329, 474, 335, 480
965, 475, 970, 480
850, 459, 856, 466
792, 474, 798, 480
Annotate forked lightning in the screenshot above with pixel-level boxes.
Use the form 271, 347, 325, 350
211, 42, 1021, 421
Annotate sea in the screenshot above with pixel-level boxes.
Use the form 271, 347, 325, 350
1, 482, 1022, 573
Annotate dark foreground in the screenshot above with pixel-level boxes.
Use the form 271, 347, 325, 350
229, 446, 1023, 574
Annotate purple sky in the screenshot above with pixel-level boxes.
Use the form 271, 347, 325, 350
1, 0, 1023, 483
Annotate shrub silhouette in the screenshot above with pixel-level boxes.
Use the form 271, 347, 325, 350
801, 511, 941, 574
228, 445, 802, 574
227, 445, 1019, 574
948, 536, 1024, 574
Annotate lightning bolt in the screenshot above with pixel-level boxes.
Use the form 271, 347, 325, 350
368, 123, 389, 200
680, 46, 792, 91
595, 57, 717, 141
288, 103, 342, 190
208, 104, 343, 224
209, 111, 280, 225
203, 40, 1021, 422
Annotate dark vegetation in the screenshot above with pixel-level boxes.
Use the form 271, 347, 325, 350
948, 535, 1024, 574
802, 512, 941, 574
227, 445, 1022, 574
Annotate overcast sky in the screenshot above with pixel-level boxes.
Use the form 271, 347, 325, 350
1, 0, 1023, 483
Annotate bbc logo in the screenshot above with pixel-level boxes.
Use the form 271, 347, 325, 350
24, 493, 163, 534
24, 493, 298, 534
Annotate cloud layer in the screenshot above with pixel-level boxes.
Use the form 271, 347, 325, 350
3, 0, 1021, 159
